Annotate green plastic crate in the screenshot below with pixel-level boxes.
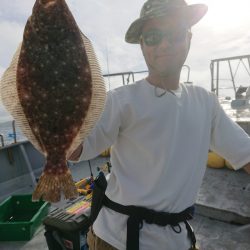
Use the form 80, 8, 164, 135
0, 194, 50, 241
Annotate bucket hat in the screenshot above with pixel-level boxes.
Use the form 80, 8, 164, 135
125, 0, 208, 44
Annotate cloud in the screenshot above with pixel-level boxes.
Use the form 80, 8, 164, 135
0, 66, 4, 77
0, 66, 6, 108
0, 21, 24, 69
1, 0, 34, 21
0, 0, 249, 96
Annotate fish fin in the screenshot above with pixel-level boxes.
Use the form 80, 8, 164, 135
32, 168, 78, 203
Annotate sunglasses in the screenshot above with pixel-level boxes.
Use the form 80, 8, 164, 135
141, 27, 189, 46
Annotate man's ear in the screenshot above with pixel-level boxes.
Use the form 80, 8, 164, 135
187, 31, 192, 51
189, 31, 192, 40
188, 30, 192, 41
183, 31, 192, 62
140, 37, 145, 57
139, 37, 143, 49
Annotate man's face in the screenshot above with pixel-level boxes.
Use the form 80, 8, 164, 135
140, 13, 192, 77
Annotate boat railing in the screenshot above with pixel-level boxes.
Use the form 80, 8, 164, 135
103, 64, 191, 90
103, 71, 136, 86
0, 120, 17, 147
11, 120, 17, 143
0, 134, 4, 147
210, 54, 250, 98
182, 65, 192, 84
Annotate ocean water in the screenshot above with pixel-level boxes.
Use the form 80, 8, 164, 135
0, 102, 26, 146
0, 119, 26, 146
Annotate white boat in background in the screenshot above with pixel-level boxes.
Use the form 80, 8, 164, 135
211, 54, 250, 135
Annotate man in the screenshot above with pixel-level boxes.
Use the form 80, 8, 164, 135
70, 0, 250, 249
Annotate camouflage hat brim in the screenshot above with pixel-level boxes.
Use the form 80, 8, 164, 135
125, 4, 208, 44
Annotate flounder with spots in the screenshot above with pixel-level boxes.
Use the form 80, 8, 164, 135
0, 0, 106, 202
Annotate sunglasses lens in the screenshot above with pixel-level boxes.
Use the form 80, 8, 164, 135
143, 30, 163, 46
142, 28, 188, 46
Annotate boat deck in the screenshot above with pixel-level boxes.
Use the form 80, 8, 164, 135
0, 150, 249, 249
1, 214, 249, 250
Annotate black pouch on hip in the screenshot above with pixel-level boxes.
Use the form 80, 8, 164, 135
89, 171, 107, 224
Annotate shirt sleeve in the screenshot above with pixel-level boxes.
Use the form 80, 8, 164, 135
210, 93, 250, 170
79, 90, 121, 161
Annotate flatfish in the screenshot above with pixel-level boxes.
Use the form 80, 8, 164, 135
0, 0, 106, 202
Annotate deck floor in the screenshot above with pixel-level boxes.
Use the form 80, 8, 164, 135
1, 214, 249, 250
0, 157, 249, 250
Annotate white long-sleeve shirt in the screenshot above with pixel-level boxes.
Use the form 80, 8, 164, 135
80, 80, 250, 250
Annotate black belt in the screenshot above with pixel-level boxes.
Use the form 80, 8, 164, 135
103, 195, 197, 250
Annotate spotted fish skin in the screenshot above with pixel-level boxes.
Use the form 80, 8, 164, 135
16, 0, 92, 202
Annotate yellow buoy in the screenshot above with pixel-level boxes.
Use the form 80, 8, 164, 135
207, 151, 225, 168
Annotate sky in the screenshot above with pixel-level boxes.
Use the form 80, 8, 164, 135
0, 0, 250, 121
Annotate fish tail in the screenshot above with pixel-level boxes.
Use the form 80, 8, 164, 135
32, 167, 78, 203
